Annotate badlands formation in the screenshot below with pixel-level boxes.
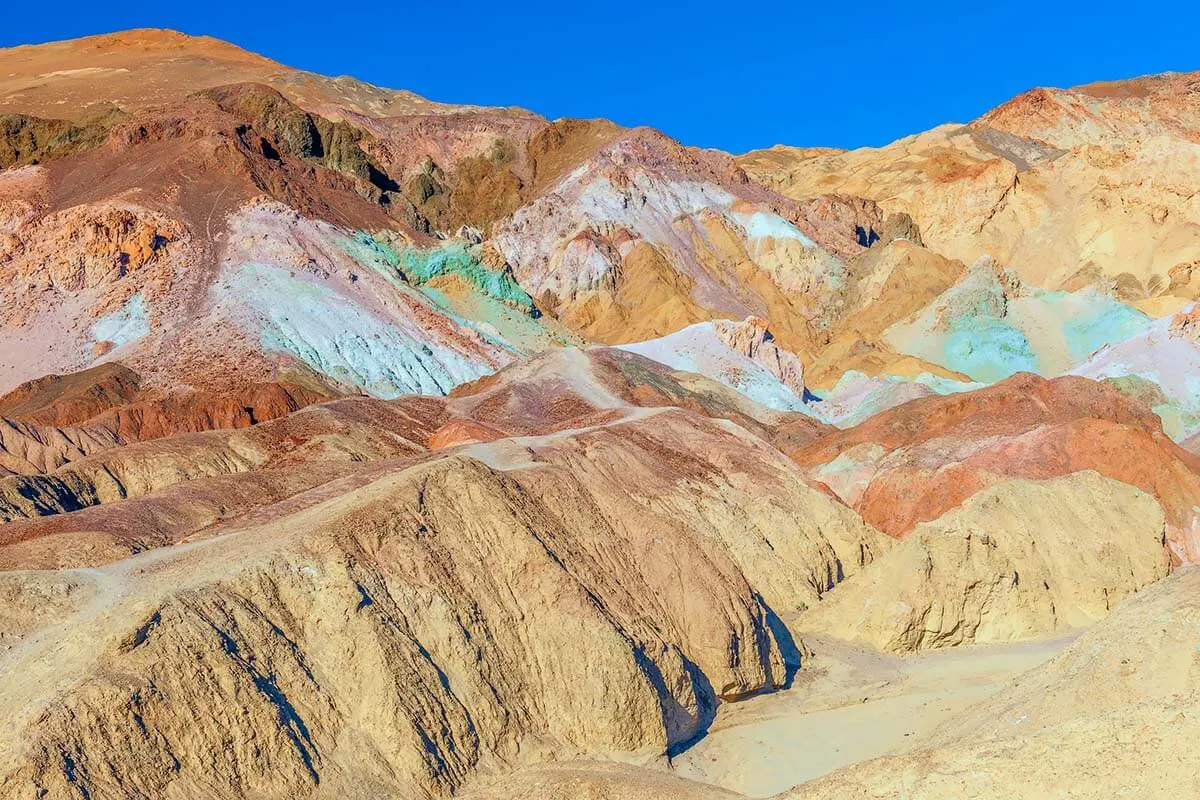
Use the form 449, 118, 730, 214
0, 28, 1198, 800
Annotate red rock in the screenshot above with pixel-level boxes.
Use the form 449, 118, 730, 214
790, 373, 1200, 562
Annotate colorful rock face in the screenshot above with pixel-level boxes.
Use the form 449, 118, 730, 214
885, 257, 1153, 384
488, 129, 863, 353
1071, 304, 1200, 440
618, 317, 810, 412
2, 28, 1200, 800
788, 372, 1200, 561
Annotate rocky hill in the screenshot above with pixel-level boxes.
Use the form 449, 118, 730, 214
1, 28, 1198, 800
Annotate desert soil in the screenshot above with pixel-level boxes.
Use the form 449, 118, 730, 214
672, 631, 1078, 796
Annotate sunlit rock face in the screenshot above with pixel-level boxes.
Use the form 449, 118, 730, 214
739, 74, 1200, 304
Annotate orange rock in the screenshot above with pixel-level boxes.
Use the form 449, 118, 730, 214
791, 373, 1200, 561
428, 418, 506, 449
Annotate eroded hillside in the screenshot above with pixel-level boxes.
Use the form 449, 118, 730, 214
1, 28, 1199, 800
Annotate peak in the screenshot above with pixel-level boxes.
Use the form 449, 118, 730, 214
8, 27, 278, 64
0, 28, 495, 122
1069, 70, 1193, 99
977, 86, 1067, 128
70, 28, 225, 45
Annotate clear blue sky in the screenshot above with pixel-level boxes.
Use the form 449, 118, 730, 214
4, 1, 1199, 153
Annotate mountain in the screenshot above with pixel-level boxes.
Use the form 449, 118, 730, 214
740, 72, 1200, 310
0, 349, 887, 798
1, 28, 1198, 800
0, 29, 955, 421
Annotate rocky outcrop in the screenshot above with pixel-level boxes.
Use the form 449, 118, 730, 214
1169, 304, 1200, 342
616, 318, 810, 412
0, 346, 885, 794
0, 363, 142, 425
0, 204, 184, 297
711, 317, 805, 397
801, 472, 1170, 652
0, 417, 118, 477
0, 391, 442, 527
4, 29, 1200, 800
490, 127, 865, 355
0, 111, 117, 169
0, 347, 856, 567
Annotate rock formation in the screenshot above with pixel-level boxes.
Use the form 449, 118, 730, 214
618, 317, 809, 412
739, 74, 1200, 306
789, 372, 1200, 562
0, 352, 886, 798
1, 27, 1200, 800
800, 472, 1170, 652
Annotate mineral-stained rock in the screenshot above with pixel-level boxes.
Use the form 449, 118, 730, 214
711, 317, 805, 396
0, 363, 143, 425
0, 347, 890, 797
739, 73, 1200, 304
0, 372, 332, 472
617, 317, 810, 412
489, 127, 878, 356
1066, 302, 1200, 441
789, 372, 1200, 562
4, 28, 1200, 800
1169, 304, 1200, 342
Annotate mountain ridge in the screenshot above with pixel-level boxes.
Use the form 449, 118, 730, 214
1, 28, 1198, 800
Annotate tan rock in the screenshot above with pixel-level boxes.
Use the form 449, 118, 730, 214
0, 417, 118, 478
800, 472, 1170, 652
710, 317, 805, 396
458, 761, 741, 800
0, 408, 884, 799
740, 74, 1200, 300
793, 567, 1200, 799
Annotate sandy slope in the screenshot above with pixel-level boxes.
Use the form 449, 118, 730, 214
454, 570, 1200, 800
792, 567, 1200, 799
671, 633, 1073, 796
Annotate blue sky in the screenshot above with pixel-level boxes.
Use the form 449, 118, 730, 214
4, 1, 1199, 153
